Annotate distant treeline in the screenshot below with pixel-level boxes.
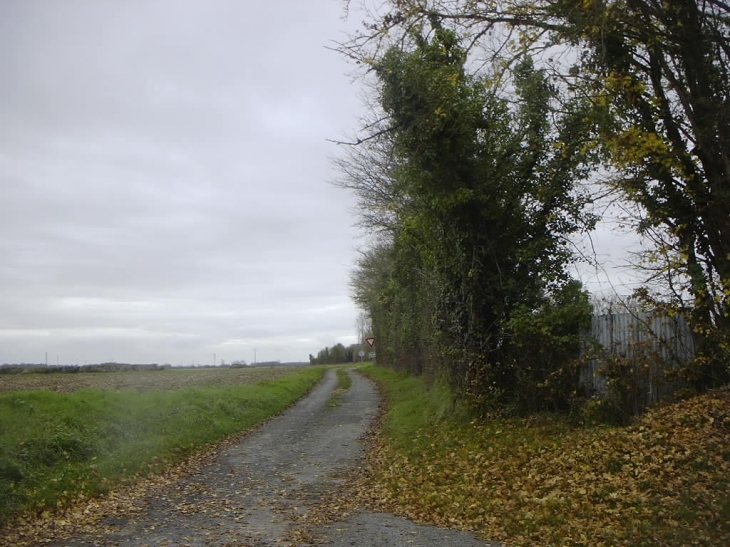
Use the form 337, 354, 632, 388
0, 362, 313, 375
309, 343, 362, 365
0, 363, 171, 375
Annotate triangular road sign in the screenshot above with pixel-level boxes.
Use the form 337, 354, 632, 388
365, 337, 376, 348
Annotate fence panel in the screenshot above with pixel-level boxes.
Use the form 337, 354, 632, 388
581, 312, 695, 411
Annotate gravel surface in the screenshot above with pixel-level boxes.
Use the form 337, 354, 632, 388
43, 369, 497, 546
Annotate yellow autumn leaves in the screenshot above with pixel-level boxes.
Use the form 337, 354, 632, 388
361, 387, 730, 546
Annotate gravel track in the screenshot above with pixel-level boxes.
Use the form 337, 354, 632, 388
42, 369, 496, 546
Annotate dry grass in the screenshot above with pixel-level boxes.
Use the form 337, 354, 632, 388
0, 366, 301, 393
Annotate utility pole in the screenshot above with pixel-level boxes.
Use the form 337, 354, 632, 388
253, 348, 257, 365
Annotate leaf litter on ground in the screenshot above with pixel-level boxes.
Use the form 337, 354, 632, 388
347, 384, 730, 547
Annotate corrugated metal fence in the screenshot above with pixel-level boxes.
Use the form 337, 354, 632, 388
581, 312, 695, 411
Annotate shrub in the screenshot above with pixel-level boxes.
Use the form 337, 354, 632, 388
505, 280, 593, 413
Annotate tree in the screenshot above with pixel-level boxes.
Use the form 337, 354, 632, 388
343, 0, 730, 385
340, 21, 596, 408
309, 343, 357, 364
356, 311, 373, 349
566, 0, 730, 383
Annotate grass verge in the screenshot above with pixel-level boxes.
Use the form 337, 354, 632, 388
359, 365, 730, 547
0, 366, 325, 526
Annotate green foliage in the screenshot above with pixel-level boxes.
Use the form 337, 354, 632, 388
343, 23, 595, 411
505, 280, 594, 413
309, 343, 357, 364
353, 0, 730, 383
0, 367, 324, 525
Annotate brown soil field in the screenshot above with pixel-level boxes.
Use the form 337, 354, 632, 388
0, 366, 308, 393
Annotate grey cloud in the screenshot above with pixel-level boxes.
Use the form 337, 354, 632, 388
1, 0, 363, 364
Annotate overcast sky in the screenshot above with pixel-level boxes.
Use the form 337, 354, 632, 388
0, 0, 641, 367
0, 0, 375, 365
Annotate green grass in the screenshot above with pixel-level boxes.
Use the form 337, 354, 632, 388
360, 364, 730, 547
358, 365, 469, 451
0, 366, 325, 525
325, 367, 354, 408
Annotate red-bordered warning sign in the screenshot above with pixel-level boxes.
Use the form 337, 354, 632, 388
365, 337, 376, 348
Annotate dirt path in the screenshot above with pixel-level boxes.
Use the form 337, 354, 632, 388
37, 369, 496, 546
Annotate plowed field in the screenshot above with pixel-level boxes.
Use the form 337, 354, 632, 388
0, 366, 303, 393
